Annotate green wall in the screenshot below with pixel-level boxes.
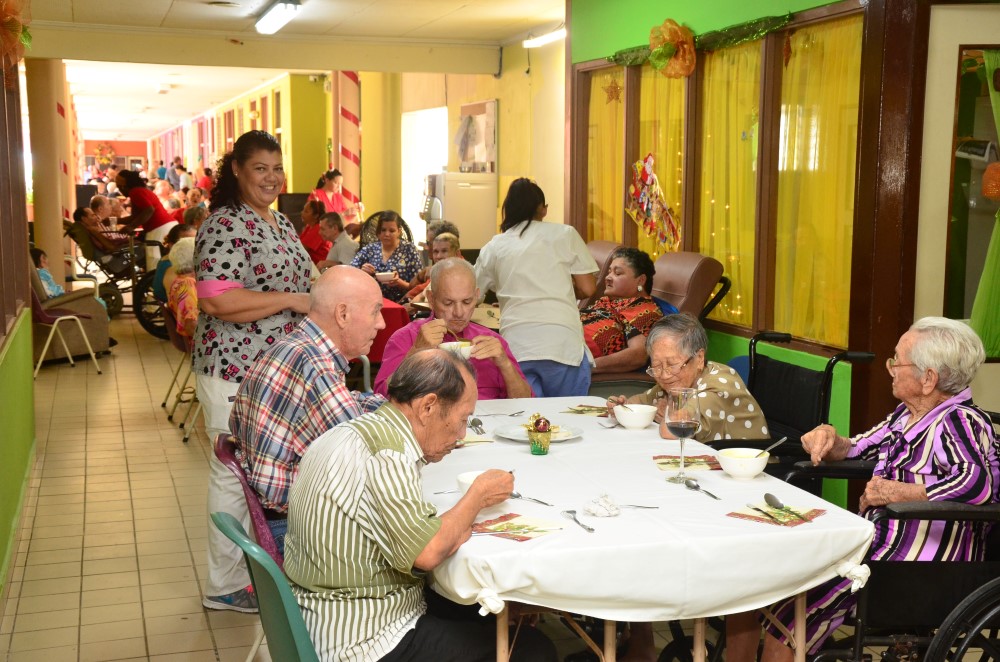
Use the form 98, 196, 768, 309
0, 311, 36, 600
287, 75, 330, 195
571, 0, 838, 63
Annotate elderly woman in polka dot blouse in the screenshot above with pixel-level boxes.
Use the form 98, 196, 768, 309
608, 312, 769, 441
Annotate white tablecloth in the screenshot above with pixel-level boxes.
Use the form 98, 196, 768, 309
424, 397, 874, 622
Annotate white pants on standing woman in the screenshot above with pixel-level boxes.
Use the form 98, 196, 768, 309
198, 374, 252, 597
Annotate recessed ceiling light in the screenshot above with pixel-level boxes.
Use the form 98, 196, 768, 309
206, 1, 239, 7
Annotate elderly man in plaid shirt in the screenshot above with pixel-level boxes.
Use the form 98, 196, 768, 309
227, 266, 387, 559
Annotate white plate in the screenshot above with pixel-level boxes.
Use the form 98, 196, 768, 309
494, 424, 583, 443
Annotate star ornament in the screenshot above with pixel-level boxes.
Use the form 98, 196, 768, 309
603, 78, 623, 104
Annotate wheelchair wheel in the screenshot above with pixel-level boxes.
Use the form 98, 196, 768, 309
98, 283, 124, 317
133, 271, 169, 340
925, 576, 1000, 661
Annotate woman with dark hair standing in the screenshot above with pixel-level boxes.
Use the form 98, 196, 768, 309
308, 168, 363, 223
115, 168, 177, 265
475, 178, 599, 396
194, 130, 311, 615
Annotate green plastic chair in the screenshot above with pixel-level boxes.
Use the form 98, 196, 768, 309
210, 512, 320, 662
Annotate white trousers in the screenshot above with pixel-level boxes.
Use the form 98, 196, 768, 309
198, 373, 252, 597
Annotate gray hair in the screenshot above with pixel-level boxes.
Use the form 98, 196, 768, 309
427, 220, 460, 241
646, 313, 708, 358
908, 317, 985, 394
168, 237, 196, 274
388, 349, 476, 408
428, 257, 475, 294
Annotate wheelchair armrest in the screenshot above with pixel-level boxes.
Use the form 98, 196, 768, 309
784, 460, 877, 482
876, 501, 1000, 524
41, 288, 100, 309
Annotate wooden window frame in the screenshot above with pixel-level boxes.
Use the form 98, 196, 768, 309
0, 72, 29, 344
568, 0, 933, 430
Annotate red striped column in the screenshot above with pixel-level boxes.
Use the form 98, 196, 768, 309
336, 71, 361, 206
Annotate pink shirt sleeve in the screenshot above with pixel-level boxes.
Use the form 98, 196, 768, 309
373, 322, 422, 397
196, 279, 244, 299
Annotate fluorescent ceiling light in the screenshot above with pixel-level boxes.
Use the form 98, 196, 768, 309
523, 27, 566, 49
255, 0, 300, 35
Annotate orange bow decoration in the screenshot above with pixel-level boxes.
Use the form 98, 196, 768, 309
0, 0, 30, 90
648, 19, 695, 78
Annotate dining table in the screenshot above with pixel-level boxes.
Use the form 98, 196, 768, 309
368, 297, 410, 363
422, 396, 875, 662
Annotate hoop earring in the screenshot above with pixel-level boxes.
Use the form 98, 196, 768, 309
637, 285, 643, 292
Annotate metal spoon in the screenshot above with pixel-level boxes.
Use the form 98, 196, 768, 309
468, 417, 486, 435
510, 492, 553, 506
747, 503, 783, 524
755, 436, 789, 458
684, 478, 721, 500
561, 509, 595, 533
764, 492, 808, 522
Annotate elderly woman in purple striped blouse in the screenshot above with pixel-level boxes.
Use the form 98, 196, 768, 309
728, 317, 1000, 662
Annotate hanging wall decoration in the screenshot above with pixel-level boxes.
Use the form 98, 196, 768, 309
626, 153, 680, 253
0, 0, 30, 91
648, 19, 696, 78
603, 77, 623, 104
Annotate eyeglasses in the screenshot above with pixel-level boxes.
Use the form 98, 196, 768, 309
646, 356, 693, 379
885, 357, 915, 372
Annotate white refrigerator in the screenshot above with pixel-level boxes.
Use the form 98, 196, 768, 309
427, 172, 498, 249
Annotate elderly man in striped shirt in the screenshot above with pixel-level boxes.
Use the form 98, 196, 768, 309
205, 266, 386, 614
285, 350, 557, 662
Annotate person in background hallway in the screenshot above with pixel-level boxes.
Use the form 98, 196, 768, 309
298, 199, 331, 265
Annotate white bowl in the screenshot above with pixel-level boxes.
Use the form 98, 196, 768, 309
613, 404, 657, 429
375, 272, 395, 283
456, 470, 485, 493
440, 341, 473, 359
717, 448, 768, 480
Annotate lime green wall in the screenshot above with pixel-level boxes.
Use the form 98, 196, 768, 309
571, 0, 838, 63
359, 72, 402, 212
286, 75, 329, 194
0, 311, 36, 599
706, 329, 851, 506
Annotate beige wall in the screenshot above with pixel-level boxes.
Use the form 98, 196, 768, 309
360, 72, 403, 213
917, 5, 1000, 409
398, 41, 567, 230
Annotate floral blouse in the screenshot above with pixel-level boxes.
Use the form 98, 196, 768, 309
581, 295, 663, 358
193, 203, 311, 383
351, 241, 421, 302
168, 273, 198, 339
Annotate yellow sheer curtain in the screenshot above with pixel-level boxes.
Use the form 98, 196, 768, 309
587, 68, 625, 242
636, 66, 685, 258
773, 16, 863, 347
698, 41, 762, 327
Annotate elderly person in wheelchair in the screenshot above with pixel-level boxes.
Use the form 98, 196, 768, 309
728, 316, 1000, 662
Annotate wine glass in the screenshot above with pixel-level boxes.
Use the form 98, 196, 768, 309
664, 387, 701, 484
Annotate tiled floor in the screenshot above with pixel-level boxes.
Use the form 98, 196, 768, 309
0, 313, 672, 662
1, 314, 272, 662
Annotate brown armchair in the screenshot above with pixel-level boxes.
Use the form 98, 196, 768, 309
649, 251, 730, 319
30, 265, 110, 365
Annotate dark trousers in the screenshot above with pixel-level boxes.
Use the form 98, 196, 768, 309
378, 589, 558, 662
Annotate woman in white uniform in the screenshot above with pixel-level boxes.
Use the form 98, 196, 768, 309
475, 178, 598, 396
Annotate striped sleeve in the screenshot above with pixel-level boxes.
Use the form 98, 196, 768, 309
925, 406, 997, 504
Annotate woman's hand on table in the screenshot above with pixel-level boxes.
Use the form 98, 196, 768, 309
469, 469, 514, 509
859, 476, 927, 512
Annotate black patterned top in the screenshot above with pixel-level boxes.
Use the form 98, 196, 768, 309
193, 203, 311, 383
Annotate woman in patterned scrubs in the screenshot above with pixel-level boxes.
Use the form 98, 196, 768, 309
727, 317, 999, 662
193, 130, 312, 613
351, 210, 421, 303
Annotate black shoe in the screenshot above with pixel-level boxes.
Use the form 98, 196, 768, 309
108, 337, 119, 347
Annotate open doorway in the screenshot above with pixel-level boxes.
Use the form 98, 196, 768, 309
400, 106, 448, 246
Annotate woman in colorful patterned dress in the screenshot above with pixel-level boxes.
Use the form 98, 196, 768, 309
194, 130, 312, 614
580, 247, 666, 374
351, 210, 421, 303
727, 317, 1000, 662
